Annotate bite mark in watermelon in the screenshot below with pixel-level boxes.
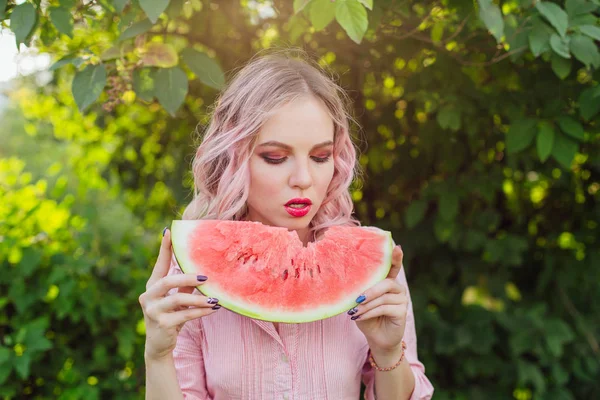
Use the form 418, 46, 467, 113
170, 220, 394, 323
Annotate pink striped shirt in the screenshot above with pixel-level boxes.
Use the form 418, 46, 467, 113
167, 258, 434, 400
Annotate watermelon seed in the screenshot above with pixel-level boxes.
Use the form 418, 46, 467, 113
309, 269, 313, 278
317, 265, 321, 274
282, 269, 289, 281
294, 267, 300, 279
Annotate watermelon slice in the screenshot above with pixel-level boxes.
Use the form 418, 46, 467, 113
170, 220, 394, 323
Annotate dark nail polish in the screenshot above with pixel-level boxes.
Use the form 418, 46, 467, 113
347, 307, 358, 315
212, 304, 222, 310
356, 295, 366, 303
207, 297, 219, 304
197, 275, 208, 282
162, 227, 168, 236
351, 315, 360, 320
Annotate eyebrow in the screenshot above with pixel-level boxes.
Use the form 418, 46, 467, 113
256, 140, 334, 150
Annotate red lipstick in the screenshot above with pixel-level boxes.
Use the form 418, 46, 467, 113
284, 198, 312, 217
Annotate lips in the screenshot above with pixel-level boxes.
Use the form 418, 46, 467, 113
284, 198, 312, 218
285, 198, 312, 206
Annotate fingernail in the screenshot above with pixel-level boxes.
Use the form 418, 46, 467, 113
212, 304, 222, 310
162, 227, 168, 236
207, 297, 219, 304
355, 295, 366, 303
351, 315, 360, 320
197, 275, 208, 282
347, 307, 358, 315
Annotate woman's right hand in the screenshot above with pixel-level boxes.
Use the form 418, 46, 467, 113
139, 228, 220, 362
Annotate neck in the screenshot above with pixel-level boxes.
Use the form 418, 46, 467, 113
295, 227, 311, 247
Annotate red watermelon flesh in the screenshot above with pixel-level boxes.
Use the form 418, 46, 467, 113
170, 220, 393, 323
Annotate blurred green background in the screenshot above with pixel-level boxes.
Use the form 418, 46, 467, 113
1, 0, 600, 399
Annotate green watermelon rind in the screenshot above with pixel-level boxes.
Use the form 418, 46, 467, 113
170, 220, 394, 323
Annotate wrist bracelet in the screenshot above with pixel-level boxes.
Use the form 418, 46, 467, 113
368, 340, 407, 372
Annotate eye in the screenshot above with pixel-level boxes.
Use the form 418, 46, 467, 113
262, 156, 287, 164
311, 155, 331, 163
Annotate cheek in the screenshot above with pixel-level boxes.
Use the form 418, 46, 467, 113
249, 160, 285, 199
316, 164, 335, 193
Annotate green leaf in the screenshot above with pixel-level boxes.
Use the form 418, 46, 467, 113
20, 248, 42, 278
550, 33, 571, 58
477, 0, 504, 42
545, 318, 575, 357
132, 68, 155, 102
13, 352, 31, 379
309, 0, 337, 31
101, 43, 132, 61
569, 13, 597, 26
112, 0, 130, 13
358, 0, 373, 9
439, 192, 459, 221
165, 0, 183, 18
141, 42, 178, 68
566, 0, 599, 16
579, 86, 600, 120
557, 116, 585, 141
552, 364, 570, 386
536, 121, 555, 162
49, 56, 83, 71
528, 19, 553, 57
0, 346, 12, 384
119, 19, 153, 41
580, 25, 600, 40
437, 106, 461, 131
139, 0, 169, 23
294, 0, 312, 13
0, 0, 7, 20
509, 329, 533, 355
118, 11, 136, 31
49, 6, 73, 38
181, 48, 225, 90
154, 67, 188, 116
536, 2, 569, 37
570, 34, 600, 68
10, 2, 37, 46
287, 14, 310, 43
434, 218, 457, 243
336, 0, 369, 44
505, 16, 528, 61
431, 23, 445, 43
0, 348, 10, 365
517, 360, 547, 393
405, 200, 427, 229
551, 52, 571, 79
71, 64, 107, 112
551, 132, 578, 168
506, 118, 537, 154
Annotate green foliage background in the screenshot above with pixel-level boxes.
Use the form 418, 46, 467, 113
1, 0, 600, 399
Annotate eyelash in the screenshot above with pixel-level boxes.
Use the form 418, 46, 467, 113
262, 156, 331, 165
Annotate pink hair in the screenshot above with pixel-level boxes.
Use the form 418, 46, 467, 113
181, 49, 364, 242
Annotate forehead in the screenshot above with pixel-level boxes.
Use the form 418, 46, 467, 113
256, 96, 335, 147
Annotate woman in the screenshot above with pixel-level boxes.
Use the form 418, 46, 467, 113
138, 50, 434, 400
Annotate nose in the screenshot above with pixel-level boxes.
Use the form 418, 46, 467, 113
288, 159, 313, 189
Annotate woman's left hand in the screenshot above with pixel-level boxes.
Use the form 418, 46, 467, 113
350, 245, 408, 351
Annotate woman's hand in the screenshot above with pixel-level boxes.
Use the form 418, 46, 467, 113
139, 228, 220, 362
350, 245, 408, 352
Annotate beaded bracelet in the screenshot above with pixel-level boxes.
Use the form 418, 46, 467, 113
368, 340, 407, 372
